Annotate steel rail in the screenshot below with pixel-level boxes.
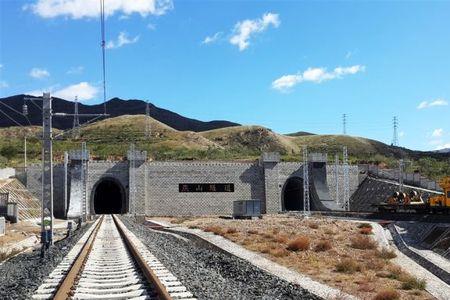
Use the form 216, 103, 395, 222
112, 214, 173, 300
53, 215, 104, 300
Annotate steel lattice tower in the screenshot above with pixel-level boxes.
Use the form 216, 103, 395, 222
392, 116, 398, 146
73, 96, 80, 138
303, 146, 310, 216
342, 114, 347, 135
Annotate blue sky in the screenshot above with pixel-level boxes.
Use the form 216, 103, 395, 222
1, 0, 449, 151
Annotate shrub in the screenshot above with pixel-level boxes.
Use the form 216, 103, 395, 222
0, 145, 18, 160
247, 229, 259, 235
204, 226, 223, 235
359, 227, 373, 235
376, 248, 397, 259
400, 276, 426, 290
287, 236, 310, 251
373, 289, 400, 300
308, 222, 319, 229
262, 232, 274, 239
269, 247, 289, 257
351, 235, 376, 250
365, 259, 385, 271
274, 234, 288, 244
226, 228, 237, 234
314, 240, 332, 252
386, 265, 407, 280
358, 223, 373, 229
335, 258, 362, 274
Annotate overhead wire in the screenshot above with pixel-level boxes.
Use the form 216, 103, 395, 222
100, 0, 107, 115
0, 101, 32, 126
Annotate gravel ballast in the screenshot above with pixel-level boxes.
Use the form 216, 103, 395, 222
0, 222, 93, 300
120, 216, 322, 300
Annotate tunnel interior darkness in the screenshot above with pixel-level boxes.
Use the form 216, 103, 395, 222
93, 179, 125, 214
283, 177, 304, 211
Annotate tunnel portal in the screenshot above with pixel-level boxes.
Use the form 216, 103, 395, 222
283, 177, 304, 211
93, 178, 126, 214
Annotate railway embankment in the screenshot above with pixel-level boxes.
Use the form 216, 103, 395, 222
120, 215, 321, 300
0, 220, 94, 300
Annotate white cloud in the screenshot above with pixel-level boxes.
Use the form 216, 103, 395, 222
0, 64, 3, 69
0, 81, 8, 89
272, 65, 365, 92
229, 12, 280, 51
436, 143, 450, 150
66, 66, 84, 75
29, 67, 50, 79
25, 0, 173, 19
431, 128, 444, 138
26, 82, 98, 101
147, 23, 156, 30
106, 32, 139, 49
417, 98, 448, 109
399, 131, 405, 138
202, 32, 222, 45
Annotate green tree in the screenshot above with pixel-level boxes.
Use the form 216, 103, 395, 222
0, 145, 18, 160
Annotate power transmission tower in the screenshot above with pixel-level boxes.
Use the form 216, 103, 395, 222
303, 146, 310, 216
145, 101, 151, 139
73, 96, 80, 138
342, 114, 347, 135
335, 153, 339, 205
392, 116, 398, 146
343, 146, 350, 211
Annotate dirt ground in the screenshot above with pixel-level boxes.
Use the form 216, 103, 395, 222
156, 215, 434, 300
0, 219, 71, 261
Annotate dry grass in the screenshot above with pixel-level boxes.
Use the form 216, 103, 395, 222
226, 228, 237, 234
359, 227, 373, 235
156, 215, 433, 300
336, 258, 362, 274
203, 225, 223, 235
287, 236, 310, 251
400, 276, 427, 290
308, 221, 319, 229
351, 235, 376, 250
373, 289, 400, 300
314, 240, 333, 252
376, 248, 397, 260
358, 223, 373, 229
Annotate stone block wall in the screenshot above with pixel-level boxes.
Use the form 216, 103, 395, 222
326, 165, 360, 202
145, 161, 264, 216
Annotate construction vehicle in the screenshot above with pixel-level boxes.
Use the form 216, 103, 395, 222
376, 177, 450, 214
428, 177, 450, 213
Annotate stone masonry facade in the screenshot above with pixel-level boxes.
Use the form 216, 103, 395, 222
23, 153, 361, 218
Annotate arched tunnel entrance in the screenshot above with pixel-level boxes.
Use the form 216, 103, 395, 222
93, 178, 127, 214
283, 177, 304, 211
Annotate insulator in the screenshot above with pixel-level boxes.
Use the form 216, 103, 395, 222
22, 104, 28, 116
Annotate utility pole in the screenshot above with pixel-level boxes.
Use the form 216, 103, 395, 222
303, 146, 310, 216
399, 159, 404, 192
342, 114, 347, 135
343, 146, 350, 211
145, 101, 151, 139
129, 144, 136, 215
24, 93, 108, 257
392, 116, 398, 146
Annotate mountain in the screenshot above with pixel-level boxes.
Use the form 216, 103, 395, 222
0, 94, 240, 132
435, 148, 450, 154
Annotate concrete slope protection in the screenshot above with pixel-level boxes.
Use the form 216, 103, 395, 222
310, 162, 342, 211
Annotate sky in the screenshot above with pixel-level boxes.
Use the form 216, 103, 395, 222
0, 0, 449, 151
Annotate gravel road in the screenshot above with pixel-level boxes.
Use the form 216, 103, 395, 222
120, 216, 322, 300
0, 222, 93, 300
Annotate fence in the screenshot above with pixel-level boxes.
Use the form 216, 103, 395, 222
359, 164, 443, 192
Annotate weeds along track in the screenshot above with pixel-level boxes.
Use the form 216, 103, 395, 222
32, 215, 195, 300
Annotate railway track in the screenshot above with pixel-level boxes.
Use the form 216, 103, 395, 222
33, 215, 195, 300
